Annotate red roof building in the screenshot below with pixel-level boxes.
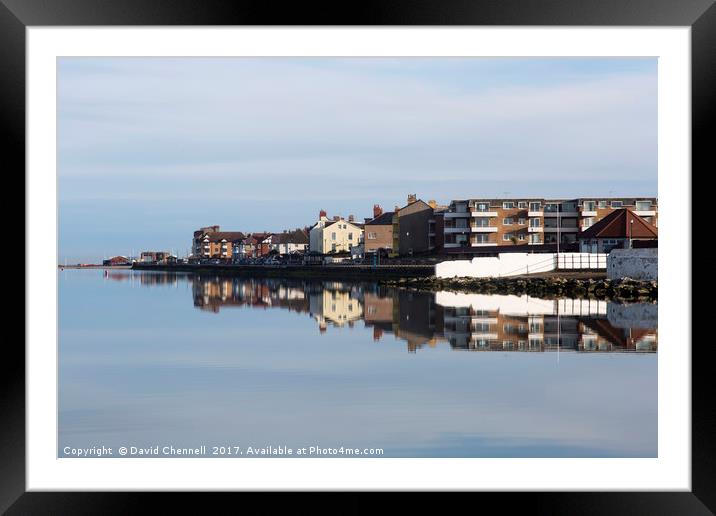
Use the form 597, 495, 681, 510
578, 208, 658, 253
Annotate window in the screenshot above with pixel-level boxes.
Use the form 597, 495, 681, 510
331, 232, 336, 240
545, 203, 559, 212
529, 234, 540, 244
598, 200, 607, 208
529, 202, 541, 212
582, 217, 595, 228
635, 200, 652, 211
348, 233, 353, 240
367, 232, 377, 240
503, 218, 513, 225
473, 234, 490, 244
331, 243, 336, 251
503, 233, 512, 241
583, 201, 596, 211
475, 202, 490, 212
502, 201, 514, 209
473, 217, 490, 227
518, 233, 526, 241
611, 200, 623, 208
518, 218, 526, 225
518, 201, 528, 209
529, 218, 541, 227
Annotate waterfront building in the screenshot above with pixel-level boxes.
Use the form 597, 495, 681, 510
309, 211, 364, 254
578, 208, 658, 253
236, 232, 273, 259
268, 229, 310, 255
442, 197, 657, 252
139, 251, 172, 263
364, 205, 394, 255
391, 195, 444, 257
102, 255, 131, 266
192, 225, 246, 260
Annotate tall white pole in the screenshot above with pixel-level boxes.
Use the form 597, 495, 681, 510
557, 212, 560, 269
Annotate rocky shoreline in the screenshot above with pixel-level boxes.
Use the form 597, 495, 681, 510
379, 276, 658, 302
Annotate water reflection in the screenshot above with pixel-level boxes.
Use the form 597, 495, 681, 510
60, 270, 658, 458
106, 271, 657, 354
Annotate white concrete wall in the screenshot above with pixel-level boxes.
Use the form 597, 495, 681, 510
435, 253, 606, 279
607, 248, 658, 280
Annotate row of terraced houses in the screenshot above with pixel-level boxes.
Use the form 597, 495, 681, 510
188, 195, 657, 261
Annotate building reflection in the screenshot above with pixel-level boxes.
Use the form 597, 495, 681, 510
104, 270, 186, 286
105, 271, 657, 354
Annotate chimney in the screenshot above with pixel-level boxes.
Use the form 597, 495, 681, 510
394, 205, 400, 213
373, 204, 383, 218
333, 215, 340, 221
428, 199, 437, 209
348, 214, 354, 222
407, 194, 417, 204
319, 209, 327, 221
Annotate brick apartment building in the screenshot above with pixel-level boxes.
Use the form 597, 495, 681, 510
443, 197, 657, 251
192, 225, 246, 260
364, 205, 394, 254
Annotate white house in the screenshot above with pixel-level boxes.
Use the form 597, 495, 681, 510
309, 212, 364, 254
269, 229, 310, 255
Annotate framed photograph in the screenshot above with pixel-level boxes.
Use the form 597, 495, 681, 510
7, 0, 710, 512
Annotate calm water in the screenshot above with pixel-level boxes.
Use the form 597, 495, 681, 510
59, 269, 657, 458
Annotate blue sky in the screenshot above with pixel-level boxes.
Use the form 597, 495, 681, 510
58, 57, 657, 262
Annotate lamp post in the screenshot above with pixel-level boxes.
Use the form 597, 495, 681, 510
556, 214, 560, 270
629, 218, 634, 249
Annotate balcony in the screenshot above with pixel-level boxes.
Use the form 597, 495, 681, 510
444, 242, 469, 248
471, 210, 498, 217
471, 243, 497, 247
544, 211, 579, 217
527, 211, 543, 217
444, 212, 471, 218
634, 210, 656, 217
581, 210, 597, 217
470, 332, 499, 339
471, 226, 498, 233
528, 226, 543, 233
445, 227, 470, 233
543, 226, 579, 232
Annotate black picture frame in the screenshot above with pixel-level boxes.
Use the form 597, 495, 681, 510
4, 0, 709, 512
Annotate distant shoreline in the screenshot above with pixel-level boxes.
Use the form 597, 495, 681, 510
58, 265, 132, 269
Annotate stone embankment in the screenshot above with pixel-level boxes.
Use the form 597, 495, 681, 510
380, 275, 657, 302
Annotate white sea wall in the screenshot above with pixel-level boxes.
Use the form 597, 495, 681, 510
435, 253, 606, 279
